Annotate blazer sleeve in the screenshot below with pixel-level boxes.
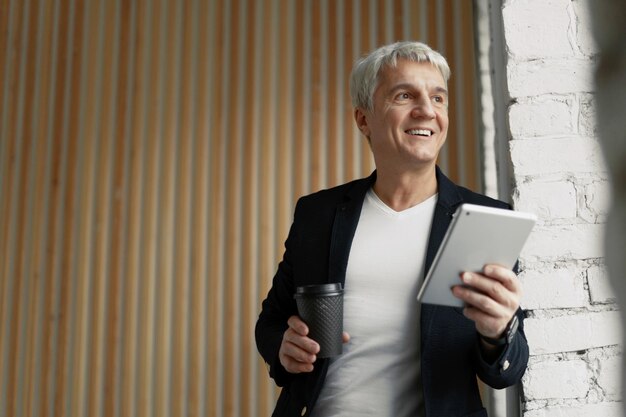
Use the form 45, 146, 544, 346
255, 200, 302, 387
472, 307, 529, 388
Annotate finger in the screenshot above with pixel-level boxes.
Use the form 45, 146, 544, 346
460, 272, 518, 308
452, 285, 509, 317
283, 328, 320, 354
483, 264, 521, 294
287, 315, 309, 336
342, 331, 351, 344
281, 338, 317, 363
279, 348, 315, 373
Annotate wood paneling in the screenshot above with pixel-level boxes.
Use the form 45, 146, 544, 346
0, 1, 481, 416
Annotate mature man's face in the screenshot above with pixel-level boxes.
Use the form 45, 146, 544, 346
356, 59, 449, 172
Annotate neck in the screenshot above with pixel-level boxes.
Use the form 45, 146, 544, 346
372, 165, 438, 211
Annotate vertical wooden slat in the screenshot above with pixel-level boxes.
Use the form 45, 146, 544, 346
189, 0, 208, 413
7, 0, 36, 415
224, 0, 243, 415
0, 0, 12, 120
292, 0, 305, 199
120, 1, 142, 416
155, 0, 181, 414
39, 0, 70, 416
208, 0, 225, 414
55, 1, 84, 414
22, 3, 56, 415
427, 0, 438, 47
274, 0, 291, 278
106, 1, 133, 417
393, 0, 403, 41
99, 0, 123, 416
461, 0, 479, 191
260, 0, 287, 413
310, 0, 322, 191
193, 0, 214, 416
0, 0, 17, 299
358, 0, 369, 175
89, 0, 119, 415
172, 1, 196, 416
73, 2, 101, 415
22, 2, 48, 417
137, 0, 160, 415
343, 0, 355, 181
443, 0, 459, 181
240, 0, 259, 415
327, 0, 339, 186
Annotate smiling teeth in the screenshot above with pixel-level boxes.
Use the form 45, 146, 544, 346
407, 129, 432, 136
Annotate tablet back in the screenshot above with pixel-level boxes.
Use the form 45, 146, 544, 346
417, 204, 536, 307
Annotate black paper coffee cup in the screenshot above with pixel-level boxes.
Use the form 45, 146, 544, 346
294, 283, 344, 358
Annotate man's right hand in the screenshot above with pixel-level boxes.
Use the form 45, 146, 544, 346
279, 316, 351, 373
279, 316, 320, 373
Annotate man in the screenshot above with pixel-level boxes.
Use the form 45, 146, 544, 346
255, 41, 529, 417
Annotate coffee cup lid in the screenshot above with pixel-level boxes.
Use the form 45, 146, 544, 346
295, 283, 343, 297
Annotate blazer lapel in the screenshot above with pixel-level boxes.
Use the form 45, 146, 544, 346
327, 172, 376, 287
424, 167, 464, 271
421, 167, 464, 335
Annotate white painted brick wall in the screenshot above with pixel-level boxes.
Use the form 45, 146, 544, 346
508, 97, 575, 138
514, 181, 577, 220
510, 138, 604, 176
502, 0, 574, 60
501, 0, 620, 413
523, 359, 590, 400
578, 94, 598, 136
524, 311, 622, 356
519, 264, 587, 310
507, 59, 595, 98
521, 223, 604, 261
523, 402, 623, 417
577, 179, 610, 223
588, 264, 617, 304
597, 355, 623, 398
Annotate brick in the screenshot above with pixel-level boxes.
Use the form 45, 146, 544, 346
521, 223, 604, 261
572, 0, 599, 56
510, 138, 605, 176
520, 267, 586, 310
522, 359, 589, 400
578, 180, 610, 223
507, 59, 595, 98
597, 356, 623, 397
524, 311, 622, 355
523, 402, 623, 417
579, 94, 598, 137
588, 264, 617, 304
509, 97, 575, 138
502, 0, 573, 60
514, 181, 577, 221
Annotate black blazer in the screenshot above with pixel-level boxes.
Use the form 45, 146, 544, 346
256, 167, 529, 417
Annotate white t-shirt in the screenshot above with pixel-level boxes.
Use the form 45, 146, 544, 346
310, 188, 437, 417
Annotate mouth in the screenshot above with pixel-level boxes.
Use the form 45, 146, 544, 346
405, 128, 434, 137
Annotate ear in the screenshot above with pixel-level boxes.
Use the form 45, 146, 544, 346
354, 108, 371, 137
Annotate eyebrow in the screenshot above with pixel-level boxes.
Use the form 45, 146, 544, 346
389, 83, 449, 96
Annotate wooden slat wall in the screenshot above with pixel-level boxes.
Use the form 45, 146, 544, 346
0, 1, 480, 416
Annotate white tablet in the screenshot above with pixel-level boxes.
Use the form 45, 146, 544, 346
417, 203, 536, 307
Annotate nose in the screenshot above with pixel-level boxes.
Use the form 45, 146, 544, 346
410, 96, 436, 119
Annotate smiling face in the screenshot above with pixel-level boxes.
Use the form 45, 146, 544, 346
355, 59, 449, 173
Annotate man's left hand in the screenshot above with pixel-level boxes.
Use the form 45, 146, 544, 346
451, 264, 521, 341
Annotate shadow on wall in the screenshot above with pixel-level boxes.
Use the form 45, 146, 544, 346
590, 1, 626, 413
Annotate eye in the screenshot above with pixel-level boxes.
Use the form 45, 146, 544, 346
433, 95, 443, 103
396, 92, 411, 100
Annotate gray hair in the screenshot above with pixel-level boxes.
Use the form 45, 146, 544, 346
349, 41, 451, 111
